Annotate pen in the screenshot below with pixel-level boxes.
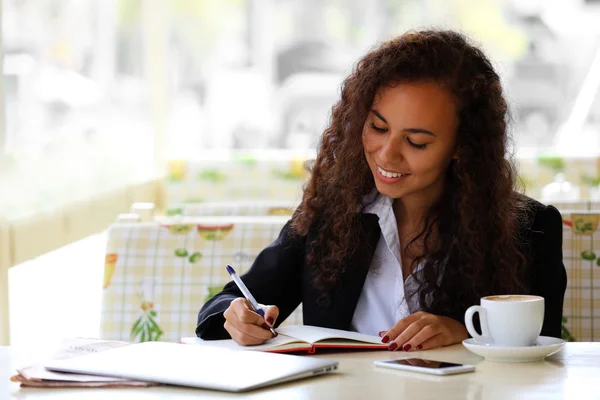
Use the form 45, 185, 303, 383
226, 264, 277, 336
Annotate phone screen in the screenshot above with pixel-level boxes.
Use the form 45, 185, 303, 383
384, 359, 463, 369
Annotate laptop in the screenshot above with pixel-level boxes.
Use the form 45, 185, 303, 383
44, 341, 338, 392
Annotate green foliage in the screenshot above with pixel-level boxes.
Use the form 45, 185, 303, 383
561, 317, 576, 342
575, 219, 595, 235
130, 308, 163, 343
233, 154, 258, 168
188, 252, 202, 263
167, 208, 183, 216
174, 248, 188, 257
537, 155, 565, 172
197, 170, 226, 183
205, 286, 223, 303
272, 169, 303, 181
581, 174, 600, 186
581, 250, 597, 261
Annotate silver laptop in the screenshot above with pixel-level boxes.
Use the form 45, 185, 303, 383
44, 341, 338, 392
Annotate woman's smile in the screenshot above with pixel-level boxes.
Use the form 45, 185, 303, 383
376, 164, 411, 183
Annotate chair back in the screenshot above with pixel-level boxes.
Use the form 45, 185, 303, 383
101, 216, 303, 342
167, 201, 297, 217
560, 210, 600, 341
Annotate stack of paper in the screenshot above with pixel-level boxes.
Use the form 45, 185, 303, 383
10, 338, 159, 388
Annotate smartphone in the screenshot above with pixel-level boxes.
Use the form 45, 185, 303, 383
374, 358, 475, 375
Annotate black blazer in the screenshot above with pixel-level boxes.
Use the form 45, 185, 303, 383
196, 198, 567, 340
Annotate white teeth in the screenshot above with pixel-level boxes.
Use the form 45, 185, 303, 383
378, 166, 405, 178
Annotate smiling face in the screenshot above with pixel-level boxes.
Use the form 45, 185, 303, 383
362, 82, 460, 205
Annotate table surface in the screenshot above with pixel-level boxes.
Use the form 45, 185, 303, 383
3, 342, 600, 400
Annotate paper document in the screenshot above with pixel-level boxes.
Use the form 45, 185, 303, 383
11, 337, 160, 388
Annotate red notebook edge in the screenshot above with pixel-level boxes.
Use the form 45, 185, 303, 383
266, 343, 388, 354
265, 347, 314, 354
178, 339, 388, 354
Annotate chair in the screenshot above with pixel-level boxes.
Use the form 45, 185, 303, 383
547, 200, 591, 211
162, 150, 314, 208
517, 155, 599, 201
166, 200, 298, 217
559, 210, 600, 341
100, 216, 303, 343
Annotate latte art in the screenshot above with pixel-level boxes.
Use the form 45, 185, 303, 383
485, 295, 541, 302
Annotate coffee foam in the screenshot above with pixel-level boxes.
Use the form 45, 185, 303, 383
484, 295, 542, 302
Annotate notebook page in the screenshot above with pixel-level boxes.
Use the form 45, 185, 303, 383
277, 325, 383, 344
180, 334, 311, 351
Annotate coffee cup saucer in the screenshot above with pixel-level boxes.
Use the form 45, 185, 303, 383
462, 336, 565, 363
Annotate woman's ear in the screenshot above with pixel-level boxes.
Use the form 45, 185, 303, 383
450, 155, 460, 168
452, 147, 460, 162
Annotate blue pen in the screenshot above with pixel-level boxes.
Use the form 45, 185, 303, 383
226, 265, 277, 335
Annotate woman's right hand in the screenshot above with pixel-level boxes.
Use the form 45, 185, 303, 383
223, 298, 279, 345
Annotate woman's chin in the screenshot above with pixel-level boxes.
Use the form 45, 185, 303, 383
374, 183, 406, 199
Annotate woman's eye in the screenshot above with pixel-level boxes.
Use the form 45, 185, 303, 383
370, 123, 387, 133
407, 138, 428, 150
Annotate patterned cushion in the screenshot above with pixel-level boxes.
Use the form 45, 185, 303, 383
163, 150, 314, 207
101, 209, 600, 343
560, 211, 600, 342
162, 153, 600, 210
167, 201, 298, 217
547, 201, 593, 211
518, 156, 600, 201
101, 216, 303, 343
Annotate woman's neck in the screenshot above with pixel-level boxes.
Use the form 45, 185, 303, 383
392, 182, 445, 234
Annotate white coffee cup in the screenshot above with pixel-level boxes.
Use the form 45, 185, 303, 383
464, 295, 544, 347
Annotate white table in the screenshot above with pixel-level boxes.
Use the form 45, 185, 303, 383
3, 343, 600, 399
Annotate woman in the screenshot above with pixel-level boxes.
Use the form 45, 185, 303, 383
196, 30, 567, 352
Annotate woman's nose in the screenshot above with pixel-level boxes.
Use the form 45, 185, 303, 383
379, 133, 404, 163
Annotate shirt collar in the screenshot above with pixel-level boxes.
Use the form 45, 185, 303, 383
361, 189, 393, 219
361, 190, 402, 266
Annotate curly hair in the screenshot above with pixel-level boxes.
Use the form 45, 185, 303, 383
291, 29, 530, 317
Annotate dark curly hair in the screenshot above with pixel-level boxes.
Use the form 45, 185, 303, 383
291, 29, 529, 318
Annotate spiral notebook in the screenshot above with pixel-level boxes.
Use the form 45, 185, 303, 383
182, 325, 388, 354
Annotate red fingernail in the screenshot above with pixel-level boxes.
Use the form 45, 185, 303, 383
381, 335, 390, 343
378, 331, 386, 337
403, 344, 412, 352
272, 331, 278, 338
417, 345, 423, 350
266, 317, 274, 325
261, 323, 270, 330
388, 343, 398, 351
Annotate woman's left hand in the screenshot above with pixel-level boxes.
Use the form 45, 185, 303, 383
380, 311, 468, 352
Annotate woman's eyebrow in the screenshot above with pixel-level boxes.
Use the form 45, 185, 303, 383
370, 109, 388, 124
403, 128, 435, 136
371, 109, 436, 136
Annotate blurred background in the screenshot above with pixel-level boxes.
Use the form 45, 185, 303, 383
1, 0, 600, 349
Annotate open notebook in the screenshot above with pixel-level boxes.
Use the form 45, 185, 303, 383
181, 325, 388, 354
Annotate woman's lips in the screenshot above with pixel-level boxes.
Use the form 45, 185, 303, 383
376, 165, 410, 183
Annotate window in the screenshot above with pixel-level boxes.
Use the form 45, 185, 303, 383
2, 0, 155, 217
164, 0, 600, 155
3, 0, 600, 218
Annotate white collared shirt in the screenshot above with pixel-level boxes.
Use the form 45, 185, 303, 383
350, 192, 424, 336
